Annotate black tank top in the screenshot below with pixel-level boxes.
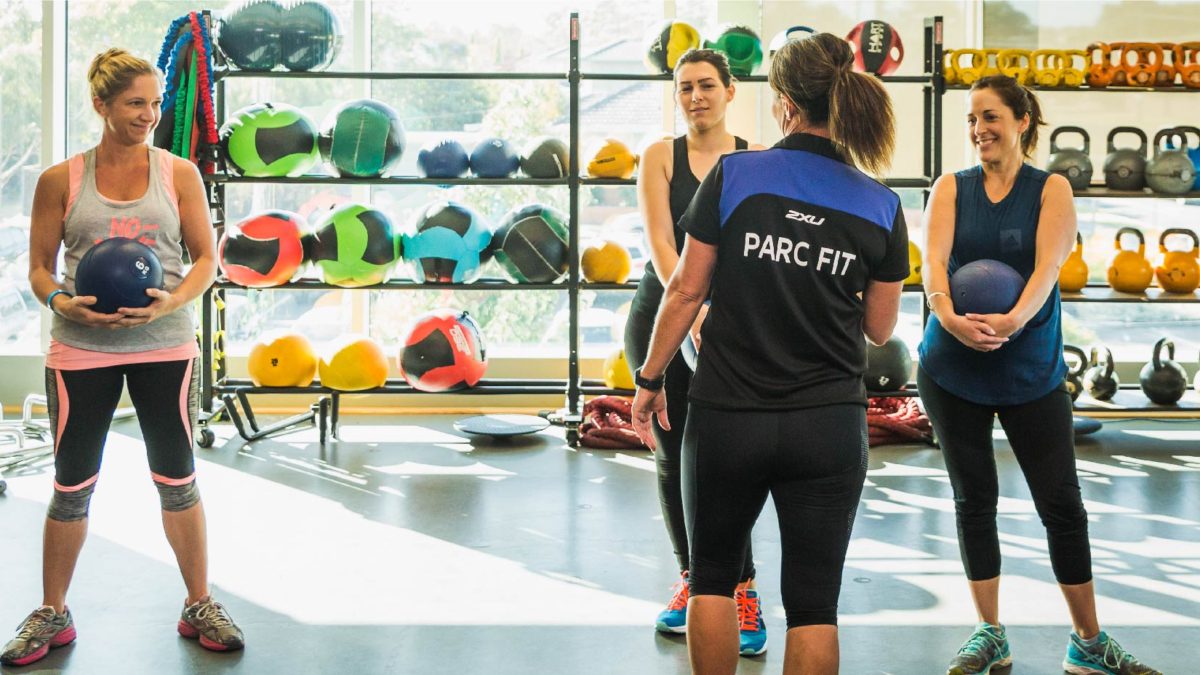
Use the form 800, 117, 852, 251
644, 135, 748, 281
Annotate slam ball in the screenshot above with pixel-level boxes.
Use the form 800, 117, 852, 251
74, 237, 165, 314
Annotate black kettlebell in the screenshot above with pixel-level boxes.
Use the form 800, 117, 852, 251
1103, 126, 1148, 191
1063, 345, 1086, 402
1084, 346, 1119, 401
1139, 337, 1189, 405
1047, 126, 1093, 190
1146, 128, 1196, 195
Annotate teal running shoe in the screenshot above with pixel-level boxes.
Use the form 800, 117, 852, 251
947, 623, 1011, 675
736, 587, 767, 656
654, 572, 688, 634
1063, 631, 1161, 675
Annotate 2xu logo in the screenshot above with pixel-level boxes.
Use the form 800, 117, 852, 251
785, 209, 825, 226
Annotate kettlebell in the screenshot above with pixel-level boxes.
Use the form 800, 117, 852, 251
1106, 226, 1153, 293
1084, 346, 1120, 401
1155, 42, 1178, 86
1140, 337, 1188, 405
1063, 345, 1087, 402
998, 49, 1033, 85
1061, 49, 1087, 87
1032, 49, 1066, 87
942, 50, 959, 85
1108, 42, 1130, 86
1059, 232, 1089, 292
954, 49, 986, 85
1119, 42, 1163, 87
1047, 127, 1093, 190
1103, 126, 1148, 191
982, 49, 1002, 78
1146, 128, 1196, 195
1085, 42, 1116, 88
1177, 42, 1200, 89
1155, 228, 1200, 294
1172, 126, 1200, 190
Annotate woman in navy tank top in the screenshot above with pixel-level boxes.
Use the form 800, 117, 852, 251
623, 48, 768, 653
919, 76, 1159, 675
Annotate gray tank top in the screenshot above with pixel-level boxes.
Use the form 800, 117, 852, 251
52, 146, 196, 352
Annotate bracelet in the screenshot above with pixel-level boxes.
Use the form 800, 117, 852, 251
925, 291, 948, 310
45, 289, 73, 315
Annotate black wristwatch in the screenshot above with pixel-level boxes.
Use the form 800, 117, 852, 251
634, 368, 665, 391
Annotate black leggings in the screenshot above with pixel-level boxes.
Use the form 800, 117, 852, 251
46, 359, 200, 490
624, 287, 754, 581
917, 367, 1092, 585
684, 403, 867, 628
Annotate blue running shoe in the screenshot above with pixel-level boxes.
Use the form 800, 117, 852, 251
1063, 631, 1161, 675
946, 623, 1011, 675
655, 572, 688, 634
736, 588, 767, 656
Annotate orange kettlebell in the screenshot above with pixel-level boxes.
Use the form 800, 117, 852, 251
1177, 42, 1200, 89
1155, 228, 1200, 294
1086, 42, 1117, 87
1107, 226, 1154, 293
1059, 232, 1089, 292
1119, 42, 1163, 87
1155, 42, 1178, 86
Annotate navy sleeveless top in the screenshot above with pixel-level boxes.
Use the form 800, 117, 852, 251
918, 163, 1067, 406
642, 134, 748, 285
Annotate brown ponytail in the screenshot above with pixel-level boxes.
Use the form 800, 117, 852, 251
769, 33, 896, 176
971, 75, 1046, 158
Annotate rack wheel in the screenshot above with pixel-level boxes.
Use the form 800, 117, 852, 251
566, 428, 580, 446
197, 427, 216, 448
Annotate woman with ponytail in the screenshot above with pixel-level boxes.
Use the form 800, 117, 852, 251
919, 75, 1160, 675
631, 33, 908, 674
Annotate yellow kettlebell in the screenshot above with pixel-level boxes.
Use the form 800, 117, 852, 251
1059, 232, 1089, 292
998, 49, 1034, 85
953, 49, 987, 85
1032, 49, 1066, 87
1061, 49, 1088, 87
982, 49, 1003, 77
1155, 228, 1200, 294
1107, 226, 1154, 293
942, 50, 959, 85
905, 241, 923, 285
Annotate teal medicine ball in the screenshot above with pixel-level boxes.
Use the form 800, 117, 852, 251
220, 102, 320, 177
309, 203, 400, 287
704, 24, 763, 77
319, 99, 406, 178
489, 203, 569, 283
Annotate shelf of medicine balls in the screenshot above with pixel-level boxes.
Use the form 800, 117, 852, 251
205, 174, 569, 187
579, 177, 935, 189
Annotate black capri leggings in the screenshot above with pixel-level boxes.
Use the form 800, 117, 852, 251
624, 288, 754, 582
46, 358, 200, 491
684, 403, 868, 628
917, 367, 1091, 585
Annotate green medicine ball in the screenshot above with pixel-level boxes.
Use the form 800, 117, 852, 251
705, 24, 763, 77
489, 203, 569, 283
220, 102, 319, 177
310, 203, 400, 287
319, 99, 406, 178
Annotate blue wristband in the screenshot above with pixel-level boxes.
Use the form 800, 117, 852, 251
46, 289, 73, 314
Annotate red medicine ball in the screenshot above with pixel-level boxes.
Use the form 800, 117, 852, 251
219, 210, 307, 287
846, 20, 903, 76
400, 309, 488, 393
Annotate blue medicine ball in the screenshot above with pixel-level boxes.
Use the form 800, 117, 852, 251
949, 259, 1026, 337
469, 138, 519, 178
417, 139, 470, 179
75, 238, 165, 314
402, 201, 493, 283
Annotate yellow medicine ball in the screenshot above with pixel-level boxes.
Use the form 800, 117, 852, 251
318, 335, 390, 391
248, 332, 318, 387
587, 139, 638, 179
581, 240, 633, 283
905, 241, 923, 285
603, 348, 636, 390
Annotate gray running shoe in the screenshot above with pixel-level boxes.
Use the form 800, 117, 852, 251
947, 623, 1012, 675
1063, 631, 1161, 675
1, 606, 76, 666
178, 597, 244, 652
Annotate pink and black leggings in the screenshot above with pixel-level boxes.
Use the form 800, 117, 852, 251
44, 358, 201, 521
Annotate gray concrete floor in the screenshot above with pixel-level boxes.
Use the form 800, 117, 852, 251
1, 414, 1197, 674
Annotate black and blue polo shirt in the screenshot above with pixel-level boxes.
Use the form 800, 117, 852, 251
682, 133, 909, 410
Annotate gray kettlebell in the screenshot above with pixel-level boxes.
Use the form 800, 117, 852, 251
1063, 345, 1087, 402
1173, 125, 1200, 191
1047, 126, 1093, 190
1103, 127, 1148, 191
1084, 345, 1119, 401
1139, 337, 1188, 405
1146, 129, 1196, 195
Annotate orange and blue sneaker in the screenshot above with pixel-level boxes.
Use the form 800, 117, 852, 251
0, 606, 76, 666
178, 596, 244, 652
736, 587, 768, 656
655, 572, 689, 634
1063, 631, 1161, 675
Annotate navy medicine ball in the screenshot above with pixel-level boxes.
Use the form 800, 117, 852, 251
216, 0, 284, 71
949, 259, 1025, 339
279, 0, 342, 72
469, 138, 519, 178
417, 139, 470, 179
75, 237, 165, 314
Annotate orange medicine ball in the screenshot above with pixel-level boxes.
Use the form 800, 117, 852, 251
248, 332, 318, 387
318, 335, 390, 391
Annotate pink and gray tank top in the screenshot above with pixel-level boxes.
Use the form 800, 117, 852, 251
52, 146, 196, 353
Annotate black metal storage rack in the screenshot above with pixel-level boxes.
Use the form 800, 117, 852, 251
197, 14, 952, 446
